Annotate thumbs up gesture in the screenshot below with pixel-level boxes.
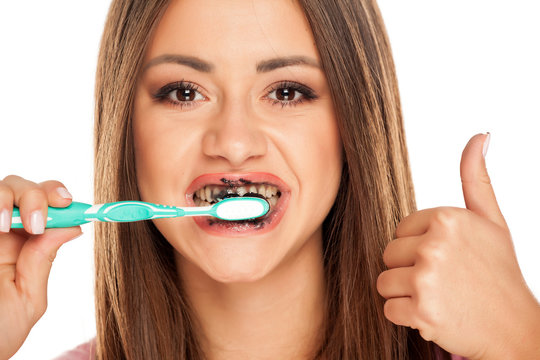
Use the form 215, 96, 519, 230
377, 133, 540, 359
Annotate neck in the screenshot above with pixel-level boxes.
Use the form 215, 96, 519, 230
178, 232, 326, 360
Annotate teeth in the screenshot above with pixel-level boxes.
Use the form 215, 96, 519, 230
196, 189, 204, 201
194, 184, 281, 204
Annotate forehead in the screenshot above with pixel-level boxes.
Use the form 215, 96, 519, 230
145, 0, 319, 67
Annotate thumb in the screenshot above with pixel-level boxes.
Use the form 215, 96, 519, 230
15, 227, 82, 317
460, 132, 508, 230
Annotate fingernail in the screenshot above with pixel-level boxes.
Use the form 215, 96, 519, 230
0, 209, 10, 232
30, 210, 45, 234
56, 187, 73, 199
482, 132, 491, 158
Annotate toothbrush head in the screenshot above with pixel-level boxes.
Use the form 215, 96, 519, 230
213, 197, 270, 221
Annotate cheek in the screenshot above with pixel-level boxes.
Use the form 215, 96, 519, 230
132, 111, 193, 203
133, 118, 166, 198
284, 113, 342, 221
309, 119, 342, 214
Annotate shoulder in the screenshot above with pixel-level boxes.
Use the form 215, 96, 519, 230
52, 337, 96, 360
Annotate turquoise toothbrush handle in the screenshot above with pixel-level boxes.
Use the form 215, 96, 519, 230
11, 201, 93, 228
10, 201, 184, 229
83, 201, 184, 222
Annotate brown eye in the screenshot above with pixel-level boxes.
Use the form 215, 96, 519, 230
264, 81, 318, 108
275, 87, 297, 101
180, 89, 195, 101
174, 89, 195, 101
167, 87, 204, 102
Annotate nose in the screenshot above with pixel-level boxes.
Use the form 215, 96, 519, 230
201, 101, 267, 168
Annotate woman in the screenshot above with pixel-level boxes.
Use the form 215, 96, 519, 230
1, 0, 538, 359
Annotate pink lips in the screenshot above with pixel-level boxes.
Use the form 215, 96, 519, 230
185, 172, 290, 237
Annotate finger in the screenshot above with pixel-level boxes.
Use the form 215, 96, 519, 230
15, 227, 82, 318
2, 175, 47, 235
0, 233, 25, 266
383, 235, 423, 268
460, 133, 508, 230
377, 267, 415, 299
394, 208, 441, 238
0, 182, 14, 232
383, 297, 415, 327
38, 180, 73, 207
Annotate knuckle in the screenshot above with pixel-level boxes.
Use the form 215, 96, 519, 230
0, 183, 14, 201
20, 187, 48, 203
418, 327, 435, 342
415, 293, 442, 332
478, 171, 492, 185
430, 207, 461, 235
3, 174, 23, 182
416, 239, 446, 263
410, 268, 436, 294
40, 179, 65, 190
432, 207, 456, 227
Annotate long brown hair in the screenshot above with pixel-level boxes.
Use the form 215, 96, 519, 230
94, 0, 450, 358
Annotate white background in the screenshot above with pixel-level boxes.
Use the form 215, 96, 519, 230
0, 1, 538, 359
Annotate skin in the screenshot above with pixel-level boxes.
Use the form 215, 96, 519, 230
133, 0, 341, 358
378, 134, 540, 359
0, 1, 538, 360
0, 177, 81, 359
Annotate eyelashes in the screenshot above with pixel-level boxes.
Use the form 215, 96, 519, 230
151, 80, 319, 109
153, 81, 204, 106
264, 81, 318, 108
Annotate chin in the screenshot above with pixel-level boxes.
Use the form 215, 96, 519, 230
194, 240, 280, 283
204, 264, 270, 283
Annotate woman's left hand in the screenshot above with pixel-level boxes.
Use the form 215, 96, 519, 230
377, 133, 540, 359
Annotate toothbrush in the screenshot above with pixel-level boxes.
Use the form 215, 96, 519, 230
10, 197, 270, 229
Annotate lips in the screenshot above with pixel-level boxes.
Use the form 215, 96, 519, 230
185, 172, 290, 237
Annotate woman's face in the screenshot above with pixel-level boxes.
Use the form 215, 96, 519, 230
133, 0, 342, 282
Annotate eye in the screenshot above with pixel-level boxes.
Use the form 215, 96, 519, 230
265, 81, 318, 108
270, 87, 302, 102
153, 81, 206, 108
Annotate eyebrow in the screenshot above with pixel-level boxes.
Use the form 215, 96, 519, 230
142, 54, 320, 74
256, 56, 320, 72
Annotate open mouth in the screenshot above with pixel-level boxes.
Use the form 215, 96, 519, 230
186, 173, 290, 236
193, 183, 281, 209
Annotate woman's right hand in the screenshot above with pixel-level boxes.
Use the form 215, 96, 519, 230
0, 175, 82, 359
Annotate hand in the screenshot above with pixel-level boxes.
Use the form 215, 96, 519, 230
377, 133, 540, 359
0, 175, 82, 359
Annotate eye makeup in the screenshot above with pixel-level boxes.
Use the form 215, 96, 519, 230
264, 80, 318, 108
151, 79, 319, 109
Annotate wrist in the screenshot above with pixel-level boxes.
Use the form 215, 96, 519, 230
490, 298, 540, 360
